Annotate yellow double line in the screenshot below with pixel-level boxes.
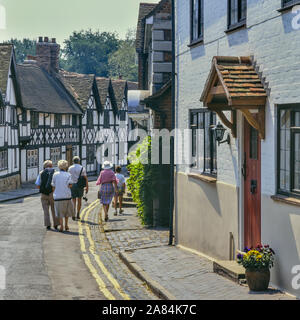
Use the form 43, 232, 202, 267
78, 200, 130, 300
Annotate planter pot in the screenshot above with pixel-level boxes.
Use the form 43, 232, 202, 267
245, 269, 270, 291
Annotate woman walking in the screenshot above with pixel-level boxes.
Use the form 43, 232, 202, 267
96, 161, 117, 222
113, 166, 126, 216
52, 160, 74, 232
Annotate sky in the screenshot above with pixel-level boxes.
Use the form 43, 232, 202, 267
0, 0, 157, 44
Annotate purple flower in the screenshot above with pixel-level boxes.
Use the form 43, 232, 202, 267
244, 247, 249, 252
237, 254, 243, 260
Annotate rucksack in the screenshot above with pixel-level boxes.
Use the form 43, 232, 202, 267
76, 167, 86, 189
40, 168, 55, 195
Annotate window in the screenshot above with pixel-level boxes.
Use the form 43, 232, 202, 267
50, 147, 61, 167
87, 109, 93, 128
104, 110, 110, 128
22, 110, 27, 123
27, 149, 38, 168
72, 115, 78, 126
278, 105, 300, 196
54, 114, 62, 127
190, 0, 203, 44
228, 0, 247, 30
31, 112, 39, 129
11, 108, 17, 125
0, 150, 8, 171
0, 107, 5, 125
190, 109, 217, 175
282, 0, 300, 9
87, 145, 95, 164
65, 114, 71, 126
14, 148, 17, 169
72, 145, 78, 157
120, 110, 126, 121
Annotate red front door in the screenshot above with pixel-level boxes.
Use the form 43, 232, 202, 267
243, 118, 261, 248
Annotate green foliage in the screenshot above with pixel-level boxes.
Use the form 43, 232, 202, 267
127, 137, 160, 226
108, 29, 138, 82
62, 29, 119, 77
7, 38, 36, 63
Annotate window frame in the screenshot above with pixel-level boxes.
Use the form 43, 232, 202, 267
86, 145, 95, 165
30, 111, 39, 129
281, 0, 300, 10
54, 114, 62, 128
0, 149, 8, 171
189, 109, 217, 176
227, 0, 247, 32
189, 0, 204, 46
50, 147, 61, 167
104, 110, 110, 129
27, 149, 38, 168
87, 109, 94, 129
277, 104, 300, 198
0, 106, 5, 125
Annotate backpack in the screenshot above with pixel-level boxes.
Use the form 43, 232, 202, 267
40, 168, 55, 195
76, 167, 86, 189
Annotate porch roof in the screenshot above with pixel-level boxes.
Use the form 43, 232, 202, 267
200, 56, 267, 139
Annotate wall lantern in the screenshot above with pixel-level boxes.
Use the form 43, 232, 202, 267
212, 122, 231, 146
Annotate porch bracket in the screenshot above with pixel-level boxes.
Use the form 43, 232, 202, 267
240, 108, 265, 140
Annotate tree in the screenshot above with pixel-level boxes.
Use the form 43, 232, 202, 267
108, 29, 138, 82
6, 38, 36, 63
61, 29, 119, 77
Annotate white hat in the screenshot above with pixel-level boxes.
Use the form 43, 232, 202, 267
102, 161, 113, 170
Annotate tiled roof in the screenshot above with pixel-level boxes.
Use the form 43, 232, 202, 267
215, 56, 266, 99
136, 2, 157, 52
16, 63, 82, 114
0, 44, 13, 95
111, 79, 127, 110
59, 70, 95, 110
96, 77, 111, 108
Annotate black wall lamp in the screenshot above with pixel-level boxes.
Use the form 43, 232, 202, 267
212, 122, 231, 146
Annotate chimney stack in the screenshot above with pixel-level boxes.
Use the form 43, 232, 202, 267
36, 36, 60, 73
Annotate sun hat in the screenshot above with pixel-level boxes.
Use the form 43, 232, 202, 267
102, 161, 113, 170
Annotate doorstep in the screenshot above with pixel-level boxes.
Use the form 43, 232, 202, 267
213, 260, 245, 284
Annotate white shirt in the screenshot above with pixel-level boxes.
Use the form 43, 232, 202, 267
51, 171, 72, 200
115, 173, 125, 188
68, 164, 87, 184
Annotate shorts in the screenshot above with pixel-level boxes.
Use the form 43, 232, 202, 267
71, 184, 84, 199
116, 186, 125, 196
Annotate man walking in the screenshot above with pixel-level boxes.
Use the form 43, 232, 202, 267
35, 160, 59, 230
68, 156, 89, 220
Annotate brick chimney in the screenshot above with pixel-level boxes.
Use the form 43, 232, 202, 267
36, 36, 60, 73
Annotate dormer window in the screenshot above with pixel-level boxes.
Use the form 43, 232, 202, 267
227, 0, 247, 31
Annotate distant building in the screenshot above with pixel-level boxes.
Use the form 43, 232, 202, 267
0, 37, 138, 189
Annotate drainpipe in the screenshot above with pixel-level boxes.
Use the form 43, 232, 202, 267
168, 0, 175, 246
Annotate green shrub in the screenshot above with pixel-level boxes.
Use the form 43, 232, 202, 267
127, 137, 160, 226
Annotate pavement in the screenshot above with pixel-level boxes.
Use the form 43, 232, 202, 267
0, 182, 297, 300
97, 202, 296, 300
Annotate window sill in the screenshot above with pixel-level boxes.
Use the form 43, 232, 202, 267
187, 173, 217, 184
278, 2, 300, 13
271, 194, 300, 207
187, 38, 204, 48
225, 22, 246, 34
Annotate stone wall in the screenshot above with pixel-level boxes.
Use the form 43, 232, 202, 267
0, 174, 21, 192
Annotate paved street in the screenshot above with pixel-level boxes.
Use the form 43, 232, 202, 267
0, 185, 156, 300
0, 184, 296, 300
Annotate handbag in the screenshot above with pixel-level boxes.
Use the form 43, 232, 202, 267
76, 167, 86, 189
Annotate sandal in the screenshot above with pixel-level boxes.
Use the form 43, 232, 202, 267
65, 226, 69, 231
105, 216, 109, 222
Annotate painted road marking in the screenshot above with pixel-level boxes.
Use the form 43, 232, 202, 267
78, 202, 115, 300
84, 203, 131, 300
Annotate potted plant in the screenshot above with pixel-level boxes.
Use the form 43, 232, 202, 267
237, 244, 275, 291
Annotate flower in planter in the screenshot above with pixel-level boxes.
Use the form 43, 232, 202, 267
237, 244, 275, 271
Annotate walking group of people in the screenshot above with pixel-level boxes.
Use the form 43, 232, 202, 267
36, 157, 126, 232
